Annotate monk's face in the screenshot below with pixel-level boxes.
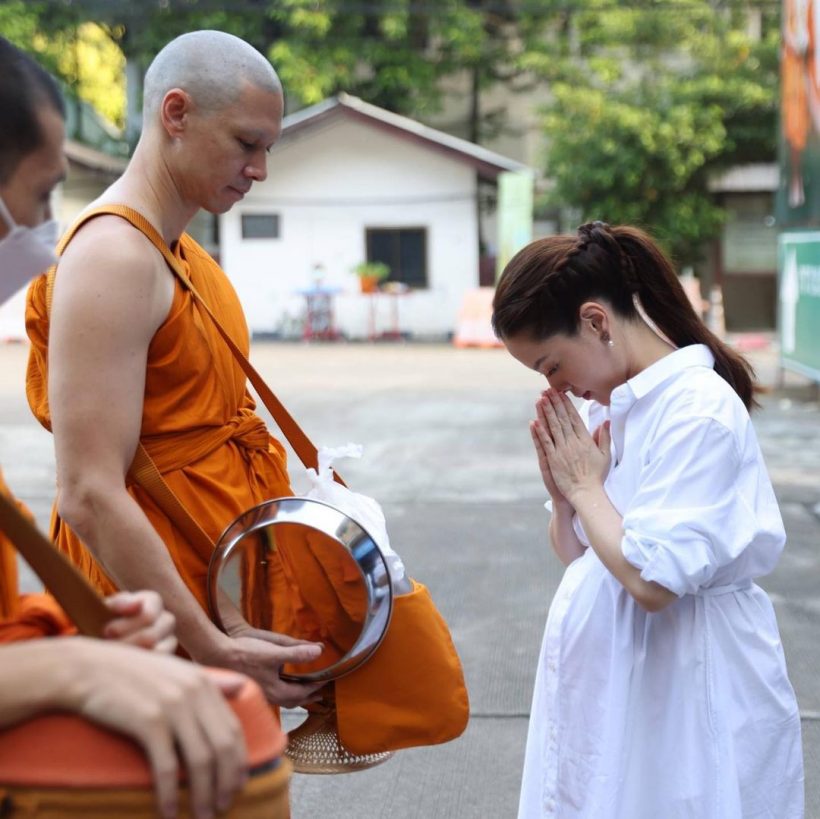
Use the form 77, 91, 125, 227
0, 105, 67, 237
170, 81, 283, 214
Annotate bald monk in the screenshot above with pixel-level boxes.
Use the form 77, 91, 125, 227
26, 30, 327, 707
1, 36, 260, 819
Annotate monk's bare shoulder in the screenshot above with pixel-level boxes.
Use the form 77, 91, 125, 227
54, 214, 175, 336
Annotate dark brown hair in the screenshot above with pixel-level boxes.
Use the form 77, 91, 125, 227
0, 37, 65, 185
492, 221, 757, 409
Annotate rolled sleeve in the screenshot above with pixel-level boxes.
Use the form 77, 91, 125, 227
620, 416, 759, 596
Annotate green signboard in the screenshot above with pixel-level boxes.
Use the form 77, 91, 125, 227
496, 170, 534, 281
778, 232, 820, 381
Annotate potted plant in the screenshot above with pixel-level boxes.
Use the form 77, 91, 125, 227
353, 261, 390, 294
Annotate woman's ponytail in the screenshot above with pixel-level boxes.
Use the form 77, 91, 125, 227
613, 226, 757, 409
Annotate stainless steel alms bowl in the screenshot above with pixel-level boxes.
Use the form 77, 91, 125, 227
207, 496, 393, 683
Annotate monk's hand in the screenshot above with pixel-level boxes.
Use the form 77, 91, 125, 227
61, 639, 248, 819
228, 622, 323, 651
103, 590, 177, 654
537, 389, 611, 505
216, 634, 325, 708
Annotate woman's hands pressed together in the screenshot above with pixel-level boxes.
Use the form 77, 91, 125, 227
531, 389, 611, 506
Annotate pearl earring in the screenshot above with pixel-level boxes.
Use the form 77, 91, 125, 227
601, 331, 614, 347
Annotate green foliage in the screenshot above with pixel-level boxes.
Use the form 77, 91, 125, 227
540, 1, 780, 265
1, 0, 780, 264
353, 260, 390, 281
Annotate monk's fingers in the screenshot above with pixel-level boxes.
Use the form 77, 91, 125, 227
190, 678, 248, 817
264, 631, 324, 649
269, 678, 325, 710
137, 717, 180, 819
112, 610, 178, 651
153, 635, 179, 655
104, 591, 175, 648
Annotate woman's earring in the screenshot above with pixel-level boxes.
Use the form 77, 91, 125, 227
601, 331, 614, 348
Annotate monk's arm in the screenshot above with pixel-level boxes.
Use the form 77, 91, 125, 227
48, 223, 321, 705
0, 637, 249, 819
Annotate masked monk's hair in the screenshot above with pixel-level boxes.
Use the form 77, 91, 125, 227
0, 37, 65, 184
492, 221, 756, 409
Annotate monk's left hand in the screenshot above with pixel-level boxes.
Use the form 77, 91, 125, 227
102, 590, 177, 654
537, 389, 611, 504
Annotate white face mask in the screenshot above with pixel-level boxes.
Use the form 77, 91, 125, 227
0, 194, 59, 306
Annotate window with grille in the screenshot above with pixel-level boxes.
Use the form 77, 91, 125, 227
365, 227, 427, 288
241, 213, 280, 239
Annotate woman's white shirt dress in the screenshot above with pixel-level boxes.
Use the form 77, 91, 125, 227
518, 344, 804, 819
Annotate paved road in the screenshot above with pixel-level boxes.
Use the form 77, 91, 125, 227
0, 339, 817, 818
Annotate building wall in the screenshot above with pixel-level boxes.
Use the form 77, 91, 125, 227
220, 117, 480, 339
718, 192, 778, 331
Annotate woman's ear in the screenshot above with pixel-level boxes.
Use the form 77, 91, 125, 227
578, 302, 610, 339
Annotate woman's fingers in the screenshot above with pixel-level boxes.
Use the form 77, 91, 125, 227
559, 391, 589, 437
529, 420, 550, 463
536, 396, 563, 446
546, 390, 577, 441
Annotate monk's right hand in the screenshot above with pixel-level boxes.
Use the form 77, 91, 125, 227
214, 632, 325, 707
61, 638, 248, 819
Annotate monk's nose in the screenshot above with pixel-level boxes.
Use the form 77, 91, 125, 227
244, 154, 268, 183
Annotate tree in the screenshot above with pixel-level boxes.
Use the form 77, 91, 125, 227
539, 0, 780, 266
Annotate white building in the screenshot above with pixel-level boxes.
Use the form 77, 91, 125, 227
219, 93, 527, 340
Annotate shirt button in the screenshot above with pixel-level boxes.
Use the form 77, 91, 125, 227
548, 661, 556, 672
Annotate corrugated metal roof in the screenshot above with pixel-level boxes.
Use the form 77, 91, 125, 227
281, 93, 528, 179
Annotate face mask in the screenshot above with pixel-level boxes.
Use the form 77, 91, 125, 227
0, 194, 59, 306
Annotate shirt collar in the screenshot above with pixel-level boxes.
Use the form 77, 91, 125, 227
620, 344, 715, 403
607, 345, 715, 462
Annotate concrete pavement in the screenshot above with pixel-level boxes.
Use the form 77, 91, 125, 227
0, 338, 817, 818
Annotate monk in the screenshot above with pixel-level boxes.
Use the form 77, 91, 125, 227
1, 36, 254, 819
25, 30, 326, 707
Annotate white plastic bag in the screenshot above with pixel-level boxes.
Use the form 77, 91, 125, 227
304, 444, 411, 593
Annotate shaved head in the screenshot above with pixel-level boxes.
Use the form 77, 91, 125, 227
143, 30, 281, 123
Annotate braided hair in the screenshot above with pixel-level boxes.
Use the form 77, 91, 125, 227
491, 222, 757, 409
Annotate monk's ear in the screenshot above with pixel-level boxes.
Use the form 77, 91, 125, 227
160, 88, 192, 138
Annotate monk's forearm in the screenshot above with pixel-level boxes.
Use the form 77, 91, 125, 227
568, 486, 677, 612
57, 484, 230, 663
0, 638, 97, 726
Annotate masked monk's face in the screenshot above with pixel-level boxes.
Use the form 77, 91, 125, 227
0, 105, 67, 236
171, 81, 283, 215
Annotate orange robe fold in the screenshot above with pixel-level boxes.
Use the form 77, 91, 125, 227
25, 208, 357, 654
0, 468, 74, 641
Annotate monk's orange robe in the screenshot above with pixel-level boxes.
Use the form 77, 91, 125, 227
25, 207, 358, 655
0, 468, 74, 641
